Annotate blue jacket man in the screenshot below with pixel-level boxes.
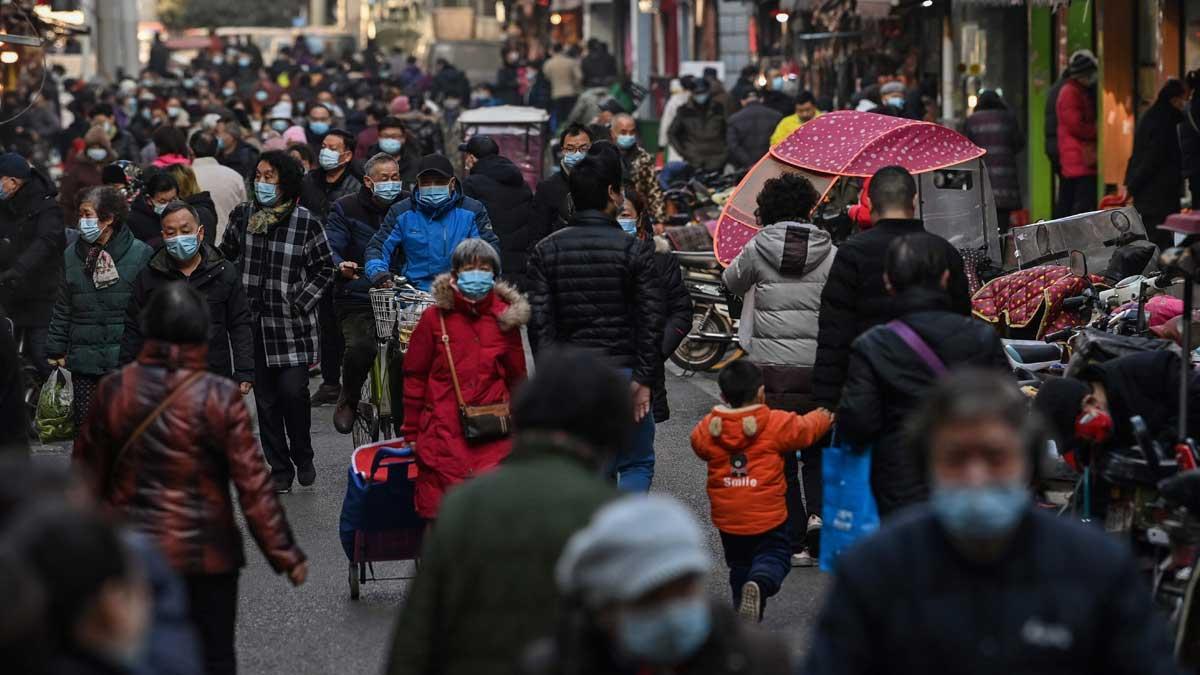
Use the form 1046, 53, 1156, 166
365, 154, 501, 292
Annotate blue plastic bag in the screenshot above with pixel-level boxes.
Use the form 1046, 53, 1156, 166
819, 433, 879, 572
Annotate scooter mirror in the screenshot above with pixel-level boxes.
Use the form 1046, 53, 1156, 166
1068, 250, 1088, 278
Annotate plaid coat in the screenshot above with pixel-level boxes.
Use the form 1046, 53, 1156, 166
219, 201, 335, 367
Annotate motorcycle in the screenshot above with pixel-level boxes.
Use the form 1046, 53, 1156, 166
670, 250, 739, 372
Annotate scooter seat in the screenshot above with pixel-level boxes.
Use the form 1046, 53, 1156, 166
674, 251, 721, 270
1004, 341, 1063, 365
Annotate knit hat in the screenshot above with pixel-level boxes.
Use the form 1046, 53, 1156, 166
1066, 49, 1098, 76
390, 95, 411, 115
556, 495, 710, 608
0, 152, 30, 179
282, 125, 308, 146
83, 125, 113, 151
1031, 377, 1091, 446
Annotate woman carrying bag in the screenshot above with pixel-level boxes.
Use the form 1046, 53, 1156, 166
401, 238, 530, 520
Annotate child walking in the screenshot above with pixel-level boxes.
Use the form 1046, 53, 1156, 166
691, 360, 834, 622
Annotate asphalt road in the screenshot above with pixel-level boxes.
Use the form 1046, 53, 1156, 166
32, 367, 830, 674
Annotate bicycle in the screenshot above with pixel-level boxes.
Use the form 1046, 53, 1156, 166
353, 280, 435, 448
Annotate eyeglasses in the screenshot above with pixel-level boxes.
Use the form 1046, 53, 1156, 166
562, 143, 591, 154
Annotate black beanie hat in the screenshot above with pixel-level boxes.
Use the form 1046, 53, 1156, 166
1032, 377, 1092, 447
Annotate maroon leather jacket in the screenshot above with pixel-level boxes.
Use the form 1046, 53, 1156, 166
73, 340, 305, 576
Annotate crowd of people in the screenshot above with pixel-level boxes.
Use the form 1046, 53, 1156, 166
0, 31, 1192, 675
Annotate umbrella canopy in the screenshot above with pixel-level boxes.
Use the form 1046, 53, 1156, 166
771, 110, 985, 177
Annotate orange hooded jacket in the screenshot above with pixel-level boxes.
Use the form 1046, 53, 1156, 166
690, 405, 833, 535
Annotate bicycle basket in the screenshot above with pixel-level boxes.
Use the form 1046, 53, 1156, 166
369, 288, 399, 340
396, 291, 435, 349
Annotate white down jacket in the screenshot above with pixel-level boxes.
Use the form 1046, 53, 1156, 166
722, 221, 835, 367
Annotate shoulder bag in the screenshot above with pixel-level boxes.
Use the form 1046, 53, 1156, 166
439, 312, 513, 444
105, 370, 206, 496
886, 320, 948, 376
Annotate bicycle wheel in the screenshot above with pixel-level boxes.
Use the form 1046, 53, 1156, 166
352, 379, 379, 448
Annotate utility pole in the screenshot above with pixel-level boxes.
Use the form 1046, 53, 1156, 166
312, 0, 329, 26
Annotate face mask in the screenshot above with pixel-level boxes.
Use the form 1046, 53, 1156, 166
417, 184, 451, 209
562, 151, 586, 170
86, 147, 108, 162
309, 121, 330, 135
182, 78, 195, 89
618, 217, 638, 235
79, 217, 104, 243
617, 596, 712, 665
141, 108, 152, 120
772, 76, 785, 91
270, 119, 289, 132
222, 87, 235, 97
102, 121, 115, 137
165, 233, 200, 261
372, 180, 402, 202
216, 136, 226, 152
255, 90, 269, 102
167, 106, 182, 118
238, 57, 252, 68
1075, 409, 1114, 444
616, 134, 637, 150
379, 138, 404, 155
693, 94, 710, 105
0, 179, 11, 200
457, 269, 495, 299
152, 201, 168, 215
319, 148, 344, 170
932, 482, 1029, 542
885, 96, 905, 108
255, 181, 278, 206
212, 56, 224, 65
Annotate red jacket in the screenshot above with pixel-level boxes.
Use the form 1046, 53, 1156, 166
1056, 79, 1098, 178
401, 274, 530, 519
73, 340, 305, 576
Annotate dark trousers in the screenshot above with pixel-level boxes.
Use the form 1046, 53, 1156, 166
720, 523, 791, 610
185, 572, 238, 675
318, 293, 343, 388
763, 365, 821, 553
551, 96, 577, 131
1057, 175, 1097, 218
1140, 210, 1177, 250
253, 334, 313, 483
23, 325, 50, 380
338, 306, 376, 403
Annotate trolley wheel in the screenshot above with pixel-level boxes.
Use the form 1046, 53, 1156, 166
348, 561, 360, 600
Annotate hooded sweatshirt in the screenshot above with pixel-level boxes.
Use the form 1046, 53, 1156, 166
691, 404, 833, 535
722, 221, 835, 367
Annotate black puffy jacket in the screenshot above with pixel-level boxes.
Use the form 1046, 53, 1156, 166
532, 170, 571, 236
812, 219, 971, 408
726, 101, 782, 170
300, 162, 365, 220
463, 155, 537, 290
126, 192, 217, 250
835, 289, 1009, 515
805, 507, 1180, 675
1125, 97, 1183, 219
119, 242, 254, 383
0, 169, 64, 326
667, 100, 728, 171
527, 210, 665, 385
326, 187, 407, 308
653, 247, 692, 422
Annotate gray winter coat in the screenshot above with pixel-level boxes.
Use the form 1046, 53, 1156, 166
723, 221, 835, 367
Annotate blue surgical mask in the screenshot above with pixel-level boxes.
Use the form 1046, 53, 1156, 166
309, 121, 330, 135
319, 148, 343, 170
254, 181, 279, 206
372, 180, 403, 202
86, 147, 108, 162
239, 57, 252, 68
152, 201, 168, 215
165, 233, 200, 261
617, 596, 712, 665
167, 105, 183, 118
379, 138, 403, 155
417, 184, 452, 210
617, 217, 638, 235
693, 93, 710, 105
212, 56, 224, 66
222, 87, 236, 97
932, 482, 1030, 542
772, 76, 785, 91
616, 134, 637, 150
255, 90, 269, 102
216, 136, 226, 152
270, 119, 289, 132
562, 151, 586, 170
457, 269, 495, 299
79, 217, 104, 243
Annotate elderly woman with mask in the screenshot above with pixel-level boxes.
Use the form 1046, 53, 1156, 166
524, 494, 791, 674
400, 238, 529, 520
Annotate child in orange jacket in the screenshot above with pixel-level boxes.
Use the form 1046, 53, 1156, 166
691, 360, 834, 622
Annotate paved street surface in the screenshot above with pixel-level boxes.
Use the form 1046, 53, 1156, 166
33, 367, 829, 674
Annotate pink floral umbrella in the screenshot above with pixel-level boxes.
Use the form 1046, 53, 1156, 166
713, 111, 985, 265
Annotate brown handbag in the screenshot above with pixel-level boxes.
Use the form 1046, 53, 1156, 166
439, 311, 512, 444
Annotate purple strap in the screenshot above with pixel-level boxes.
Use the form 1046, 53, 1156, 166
886, 320, 948, 376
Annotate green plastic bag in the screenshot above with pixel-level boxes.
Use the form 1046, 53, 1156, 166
36, 367, 73, 443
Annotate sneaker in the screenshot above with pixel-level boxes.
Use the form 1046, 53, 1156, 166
738, 581, 762, 622
333, 399, 356, 434
806, 515, 823, 557
274, 480, 293, 494
297, 463, 317, 487
806, 514, 823, 533
791, 550, 818, 568
311, 383, 341, 406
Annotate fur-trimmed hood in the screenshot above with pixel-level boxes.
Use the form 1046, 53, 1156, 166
430, 273, 531, 332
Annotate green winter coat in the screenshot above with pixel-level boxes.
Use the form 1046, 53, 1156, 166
47, 226, 153, 376
386, 435, 615, 675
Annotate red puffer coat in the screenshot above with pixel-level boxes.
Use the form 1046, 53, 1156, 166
1056, 78, 1098, 178
73, 340, 305, 576
401, 274, 530, 519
